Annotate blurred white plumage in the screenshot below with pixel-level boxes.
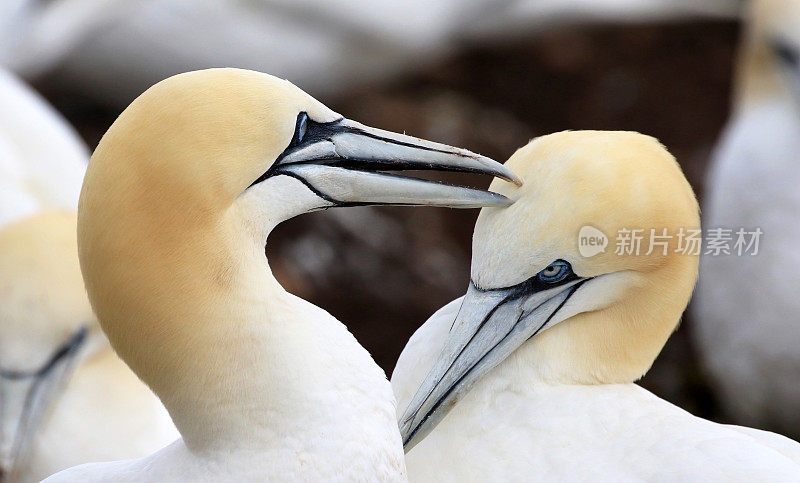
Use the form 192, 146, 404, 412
1, 0, 739, 105
0, 70, 178, 482
694, 0, 800, 437
0, 69, 87, 227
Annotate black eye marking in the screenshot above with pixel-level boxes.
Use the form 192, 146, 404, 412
473, 259, 579, 298
248, 115, 344, 189
0, 326, 89, 380
772, 40, 800, 69
293, 112, 309, 146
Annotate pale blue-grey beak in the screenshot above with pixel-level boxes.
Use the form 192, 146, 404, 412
399, 277, 587, 451
258, 115, 522, 208
0, 327, 88, 480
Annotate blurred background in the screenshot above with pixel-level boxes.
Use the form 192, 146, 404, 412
4, 0, 798, 440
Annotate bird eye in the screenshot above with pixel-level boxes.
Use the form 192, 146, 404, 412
295, 112, 309, 144
537, 260, 571, 283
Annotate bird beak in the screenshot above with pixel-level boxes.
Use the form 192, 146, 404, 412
0, 327, 88, 479
398, 277, 588, 451
264, 117, 522, 208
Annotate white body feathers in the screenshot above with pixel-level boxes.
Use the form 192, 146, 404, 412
393, 298, 800, 481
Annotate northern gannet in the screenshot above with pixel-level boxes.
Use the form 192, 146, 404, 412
0, 211, 178, 483
48, 68, 519, 481
393, 131, 800, 480
694, 0, 800, 437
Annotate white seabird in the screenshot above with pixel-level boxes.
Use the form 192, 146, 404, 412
0, 70, 179, 482
46, 68, 520, 481
0, 211, 178, 483
693, 0, 800, 437
393, 131, 800, 480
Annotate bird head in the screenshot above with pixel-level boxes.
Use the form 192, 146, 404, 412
0, 211, 99, 481
80, 68, 517, 227
76, 68, 519, 417
400, 130, 700, 450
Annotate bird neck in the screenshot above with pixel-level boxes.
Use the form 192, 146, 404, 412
79, 183, 366, 454
101, 215, 280, 451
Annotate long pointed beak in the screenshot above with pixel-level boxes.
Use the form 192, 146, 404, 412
399, 277, 587, 452
264, 117, 522, 208
1, 376, 46, 480
0, 327, 88, 479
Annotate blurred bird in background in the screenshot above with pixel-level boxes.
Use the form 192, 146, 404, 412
0, 0, 739, 105
0, 213, 178, 483
694, 0, 800, 439
0, 69, 177, 482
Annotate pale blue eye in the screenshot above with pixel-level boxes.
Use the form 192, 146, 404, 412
537, 260, 571, 283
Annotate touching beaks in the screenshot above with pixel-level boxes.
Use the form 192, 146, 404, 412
257, 115, 522, 208
0, 327, 88, 480
398, 276, 587, 452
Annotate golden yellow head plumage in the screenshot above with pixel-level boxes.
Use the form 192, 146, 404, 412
84, 69, 338, 219
0, 211, 100, 476
401, 131, 700, 450
0, 211, 94, 370
474, 130, 699, 286
474, 130, 699, 380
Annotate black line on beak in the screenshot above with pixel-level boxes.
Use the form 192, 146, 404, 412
276, 167, 496, 209
0, 326, 89, 380
0, 326, 89, 474
249, 113, 500, 189
402, 279, 587, 448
